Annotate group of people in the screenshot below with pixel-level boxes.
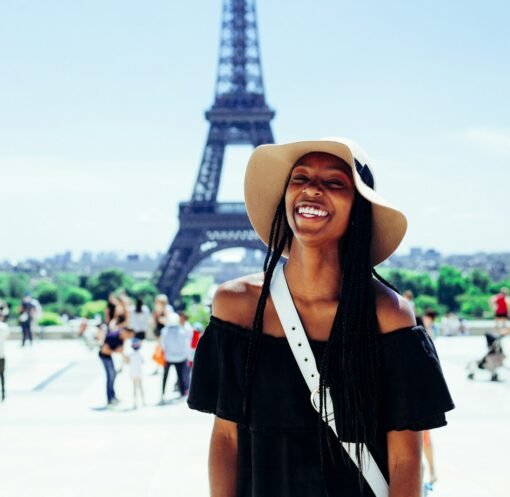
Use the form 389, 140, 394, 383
0, 295, 42, 402
96, 292, 202, 409
402, 290, 467, 338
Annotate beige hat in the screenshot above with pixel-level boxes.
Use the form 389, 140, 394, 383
244, 137, 407, 265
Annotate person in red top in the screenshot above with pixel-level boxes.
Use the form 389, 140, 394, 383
490, 287, 510, 330
188, 322, 205, 368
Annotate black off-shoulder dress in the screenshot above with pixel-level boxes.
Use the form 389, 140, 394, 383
188, 316, 455, 497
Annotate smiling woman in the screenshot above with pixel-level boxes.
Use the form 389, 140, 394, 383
286, 153, 355, 251
187, 137, 455, 497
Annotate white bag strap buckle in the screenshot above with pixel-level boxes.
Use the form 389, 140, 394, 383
310, 386, 335, 423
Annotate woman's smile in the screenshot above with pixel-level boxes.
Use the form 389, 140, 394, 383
295, 202, 330, 220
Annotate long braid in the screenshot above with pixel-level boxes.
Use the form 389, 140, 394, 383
319, 192, 381, 492
243, 198, 290, 419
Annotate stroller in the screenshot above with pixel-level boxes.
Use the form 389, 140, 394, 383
466, 332, 506, 382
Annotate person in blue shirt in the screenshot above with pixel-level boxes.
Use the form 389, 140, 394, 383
160, 310, 193, 402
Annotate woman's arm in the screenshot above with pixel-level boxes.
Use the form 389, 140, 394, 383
100, 343, 113, 355
209, 417, 238, 497
387, 430, 423, 497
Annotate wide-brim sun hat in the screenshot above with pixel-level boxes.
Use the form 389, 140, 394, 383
244, 137, 407, 266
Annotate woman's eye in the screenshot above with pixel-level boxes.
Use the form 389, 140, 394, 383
292, 175, 308, 183
326, 180, 345, 188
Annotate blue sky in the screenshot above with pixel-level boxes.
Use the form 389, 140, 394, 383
0, 0, 509, 261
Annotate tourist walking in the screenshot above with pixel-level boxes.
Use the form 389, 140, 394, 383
130, 297, 151, 340
0, 310, 9, 401
188, 322, 205, 368
105, 293, 119, 328
18, 295, 35, 347
151, 294, 174, 374
490, 287, 509, 331
152, 294, 173, 339
98, 326, 135, 407
111, 294, 130, 330
160, 311, 192, 401
422, 309, 440, 341
188, 137, 455, 497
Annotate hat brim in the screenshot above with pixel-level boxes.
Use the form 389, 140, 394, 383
244, 138, 407, 266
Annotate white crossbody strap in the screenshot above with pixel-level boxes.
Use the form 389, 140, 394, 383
270, 264, 389, 497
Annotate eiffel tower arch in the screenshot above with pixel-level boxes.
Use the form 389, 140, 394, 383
157, 0, 275, 302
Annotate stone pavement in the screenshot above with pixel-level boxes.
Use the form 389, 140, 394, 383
0, 334, 509, 497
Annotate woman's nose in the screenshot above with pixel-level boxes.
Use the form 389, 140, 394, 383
303, 182, 323, 196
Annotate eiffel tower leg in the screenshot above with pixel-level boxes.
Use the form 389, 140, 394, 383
157, 228, 204, 303
157, 212, 267, 304
191, 125, 225, 203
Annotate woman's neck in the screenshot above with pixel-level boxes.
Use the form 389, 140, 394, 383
284, 244, 342, 302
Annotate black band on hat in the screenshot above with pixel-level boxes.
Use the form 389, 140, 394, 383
355, 159, 375, 189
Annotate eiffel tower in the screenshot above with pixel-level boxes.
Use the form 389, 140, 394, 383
157, 0, 275, 302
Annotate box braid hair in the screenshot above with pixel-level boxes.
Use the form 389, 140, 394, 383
243, 174, 400, 494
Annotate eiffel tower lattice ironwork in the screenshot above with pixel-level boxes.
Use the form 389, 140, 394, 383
157, 0, 275, 302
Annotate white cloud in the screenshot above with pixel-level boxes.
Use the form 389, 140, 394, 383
464, 127, 510, 157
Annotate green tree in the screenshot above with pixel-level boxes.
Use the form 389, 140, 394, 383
181, 275, 215, 301
414, 295, 445, 316
130, 281, 158, 303
86, 269, 130, 300
34, 281, 59, 305
54, 273, 80, 288
81, 300, 107, 319
457, 293, 491, 318
185, 303, 211, 329
488, 279, 510, 294
384, 270, 406, 291
9, 273, 30, 299
64, 287, 92, 306
78, 275, 89, 289
437, 266, 466, 311
0, 273, 9, 298
384, 269, 436, 296
38, 311, 62, 326
467, 270, 491, 294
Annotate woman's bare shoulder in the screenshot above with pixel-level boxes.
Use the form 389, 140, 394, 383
212, 273, 265, 329
373, 279, 416, 334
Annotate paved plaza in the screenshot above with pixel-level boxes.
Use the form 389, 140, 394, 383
0, 333, 509, 497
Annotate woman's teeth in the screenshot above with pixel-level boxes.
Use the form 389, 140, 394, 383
297, 206, 328, 218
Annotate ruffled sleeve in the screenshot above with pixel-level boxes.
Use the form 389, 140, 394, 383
187, 317, 247, 423
380, 326, 455, 432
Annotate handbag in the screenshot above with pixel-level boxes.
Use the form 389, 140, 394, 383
270, 264, 389, 497
152, 344, 166, 366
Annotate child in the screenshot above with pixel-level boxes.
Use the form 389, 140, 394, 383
129, 338, 145, 408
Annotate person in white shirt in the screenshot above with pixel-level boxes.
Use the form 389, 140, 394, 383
0, 309, 10, 401
130, 298, 152, 340
128, 338, 145, 408
160, 311, 193, 401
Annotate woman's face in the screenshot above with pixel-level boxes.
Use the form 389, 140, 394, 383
285, 152, 355, 251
